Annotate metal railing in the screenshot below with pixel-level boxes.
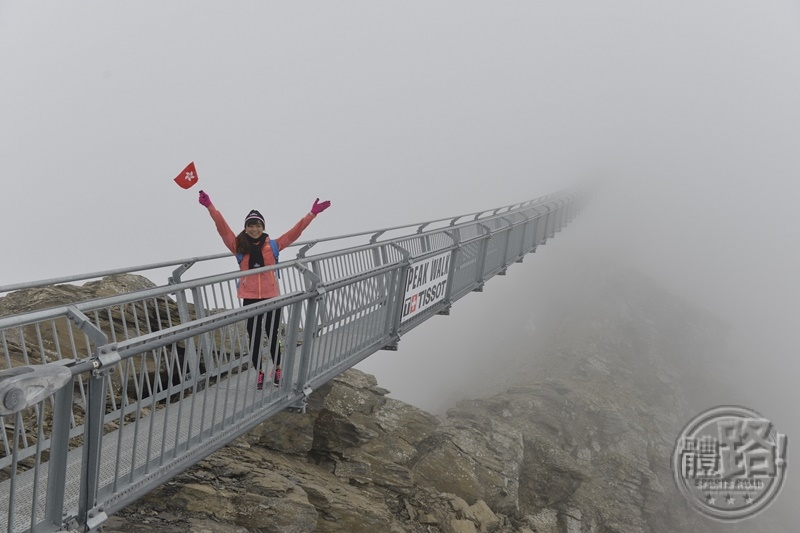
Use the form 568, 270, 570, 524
0, 187, 585, 532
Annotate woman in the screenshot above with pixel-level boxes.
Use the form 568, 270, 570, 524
198, 190, 331, 389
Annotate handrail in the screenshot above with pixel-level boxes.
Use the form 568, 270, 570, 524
0, 186, 587, 533
0, 253, 231, 294
0, 187, 572, 295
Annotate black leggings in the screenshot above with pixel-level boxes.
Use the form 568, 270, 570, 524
243, 299, 282, 369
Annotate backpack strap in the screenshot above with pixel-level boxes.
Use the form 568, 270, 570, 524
269, 239, 280, 279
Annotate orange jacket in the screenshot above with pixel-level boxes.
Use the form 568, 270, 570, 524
207, 205, 317, 299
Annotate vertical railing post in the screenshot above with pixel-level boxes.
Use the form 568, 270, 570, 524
535, 206, 549, 246
78, 363, 106, 527
518, 210, 533, 259
545, 203, 556, 239
381, 266, 403, 337
369, 234, 394, 310
66, 307, 116, 532
295, 296, 320, 391
416, 222, 432, 256
308, 259, 331, 329
473, 224, 491, 291
44, 365, 75, 529
499, 217, 514, 271
190, 285, 211, 379
292, 262, 323, 391
438, 230, 460, 315
283, 300, 304, 372
416, 222, 431, 256
169, 263, 199, 382
383, 243, 411, 345
526, 211, 539, 253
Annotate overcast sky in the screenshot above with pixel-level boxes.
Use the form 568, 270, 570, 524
2, 2, 799, 283
2, 1, 800, 521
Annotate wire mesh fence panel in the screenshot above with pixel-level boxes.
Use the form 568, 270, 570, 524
449, 241, 483, 300
482, 229, 509, 277
303, 270, 396, 379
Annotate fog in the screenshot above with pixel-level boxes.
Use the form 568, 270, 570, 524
2, 0, 799, 524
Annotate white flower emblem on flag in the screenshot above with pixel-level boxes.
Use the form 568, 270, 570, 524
174, 162, 199, 189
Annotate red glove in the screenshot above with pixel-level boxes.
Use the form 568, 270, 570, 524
199, 190, 212, 208
311, 198, 331, 215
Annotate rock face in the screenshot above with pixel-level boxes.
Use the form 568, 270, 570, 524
0, 269, 790, 532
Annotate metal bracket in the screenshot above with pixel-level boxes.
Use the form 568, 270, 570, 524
315, 286, 328, 302
443, 230, 461, 249
96, 346, 121, 371
62, 516, 80, 532
297, 241, 318, 259
294, 260, 322, 291
169, 260, 196, 284
66, 307, 108, 348
369, 230, 386, 244
85, 507, 108, 532
381, 337, 400, 351
289, 385, 314, 413
389, 242, 411, 262
472, 284, 484, 293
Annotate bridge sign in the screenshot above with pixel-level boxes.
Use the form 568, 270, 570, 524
402, 252, 451, 321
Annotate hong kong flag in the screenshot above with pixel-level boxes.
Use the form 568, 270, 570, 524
174, 162, 199, 189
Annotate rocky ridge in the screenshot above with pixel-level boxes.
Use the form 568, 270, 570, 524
0, 268, 790, 532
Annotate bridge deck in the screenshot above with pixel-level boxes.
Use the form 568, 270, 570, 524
0, 366, 276, 533
0, 316, 386, 533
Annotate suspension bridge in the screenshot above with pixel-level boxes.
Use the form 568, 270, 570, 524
0, 187, 585, 532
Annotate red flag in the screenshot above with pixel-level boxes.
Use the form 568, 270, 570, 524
174, 162, 199, 189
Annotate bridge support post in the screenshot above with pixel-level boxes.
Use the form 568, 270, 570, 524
78, 358, 112, 532
169, 264, 200, 384
474, 224, 491, 284
44, 364, 74, 529
293, 262, 323, 392
296, 294, 319, 389
381, 262, 403, 350
285, 297, 308, 412
66, 307, 115, 533
383, 244, 411, 346
518, 209, 534, 257
499, 216, 514, 267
